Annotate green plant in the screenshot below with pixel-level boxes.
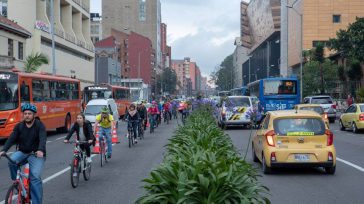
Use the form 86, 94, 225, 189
137, 109, 270, 204
24, 52, 49, 73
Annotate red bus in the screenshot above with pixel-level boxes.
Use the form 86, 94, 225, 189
0, 70, 81, 138
83, 84, 131, 117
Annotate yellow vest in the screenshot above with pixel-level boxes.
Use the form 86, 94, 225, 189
96, 114, 114, 128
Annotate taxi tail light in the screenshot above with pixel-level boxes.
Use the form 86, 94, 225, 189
359, 114, 364, 121
328, 152, 333, 161
326, 130, 334, 146
265, 130, 275, 147
270, 152, 276, 162
324, 113, 328, 119
331, 104, 337, 109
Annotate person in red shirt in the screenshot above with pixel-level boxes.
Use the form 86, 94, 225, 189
163, 101, 171, 122
148, 101, 159, 128
347, 94, 354, 106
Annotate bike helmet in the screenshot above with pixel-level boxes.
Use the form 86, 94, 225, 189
21, 103, 37, 113
100, 106, 109, 114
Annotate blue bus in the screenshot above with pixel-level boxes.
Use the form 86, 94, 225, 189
230, 86, 250, 96
247, 77, 300, 112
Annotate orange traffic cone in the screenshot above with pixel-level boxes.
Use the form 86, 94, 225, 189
92, 126, 100, 154
111, 122, 120, 144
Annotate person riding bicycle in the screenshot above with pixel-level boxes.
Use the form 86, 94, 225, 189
0, 103, 46, 204
137, 101, 148, 131
94, 106, 113, 159
162, 100, 171, 122
148, 101, 159, 128
64, 113, 94, 163
125, 104, 141, 143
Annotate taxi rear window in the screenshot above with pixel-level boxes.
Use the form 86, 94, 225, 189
299, 107, 324, 114
273, 118, 325, 136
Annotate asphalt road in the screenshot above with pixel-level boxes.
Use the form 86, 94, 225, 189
0, 119, 179, 204
226, 122, 364, 204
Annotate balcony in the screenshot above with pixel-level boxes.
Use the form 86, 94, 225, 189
72, 0, 89, 12
0, 55, 14, 69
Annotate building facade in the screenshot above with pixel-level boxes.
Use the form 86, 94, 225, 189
102, 0, 162, 71
0, 15, 31, 70
90, 13, 102, 44
233, 37, 249, 87
7, 0, 95, 87
94, 36, 121, 85
171, 57, 200, 96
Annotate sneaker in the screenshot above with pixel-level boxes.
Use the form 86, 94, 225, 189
107, 154, 112, 159
86, 157, 92, 163
134, 139, 138, 144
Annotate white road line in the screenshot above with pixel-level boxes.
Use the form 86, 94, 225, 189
46, 141, 52, 143
55, 136, 66, 141
337, 157, 364, 172
0, 143, 118, 204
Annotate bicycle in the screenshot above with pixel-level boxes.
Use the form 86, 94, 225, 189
138, 119, 144, 140
67, 141, 92, 188
149, 114, 157, 133
99, 136, 109, 167
127, 120, 137, 148
163, 110, 170, 124
1, 153, 33, 204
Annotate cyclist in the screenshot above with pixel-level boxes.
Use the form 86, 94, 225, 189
94, 106, 113, 159
64, 113, 94, 163
125, 104, 141, 143
137, 101, 148, 131
148, 101, 159, 128
163, 100, 172, 122
0, 103, 46, 204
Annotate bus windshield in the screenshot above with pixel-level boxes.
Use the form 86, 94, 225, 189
85, 90, 112, 103
0, 79, 19, 111
264, 80, 297, 95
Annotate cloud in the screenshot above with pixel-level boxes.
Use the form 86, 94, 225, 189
161, 0, 241, 75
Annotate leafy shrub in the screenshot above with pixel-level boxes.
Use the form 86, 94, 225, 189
137, 110, 270, 204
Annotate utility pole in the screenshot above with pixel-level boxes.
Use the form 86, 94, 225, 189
50, 0, 56, 75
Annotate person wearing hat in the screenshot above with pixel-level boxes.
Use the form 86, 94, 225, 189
0, 103, 46, 204
94, 106, 114, 158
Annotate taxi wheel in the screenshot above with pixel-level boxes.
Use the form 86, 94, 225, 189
262, 153, 272, 174
339, 120, 345, 131
252, 144, 259, 162
325, 166, 336, 175
352, 122, 359, 133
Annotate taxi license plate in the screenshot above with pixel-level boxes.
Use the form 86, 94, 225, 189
294, 154, 309, 162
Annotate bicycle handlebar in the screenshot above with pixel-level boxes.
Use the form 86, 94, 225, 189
1, 153, 35, 165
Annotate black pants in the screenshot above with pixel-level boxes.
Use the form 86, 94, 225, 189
80, 143, 91, 157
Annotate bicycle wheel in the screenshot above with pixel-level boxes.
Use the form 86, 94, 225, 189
5, 183, 22, 204
70, 157, 80, 188
128, 129, 132, 148
83, 158, 91, 181
100, 141, 105, 167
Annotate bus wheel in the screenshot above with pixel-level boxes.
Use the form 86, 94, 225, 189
57, 115, 71, 133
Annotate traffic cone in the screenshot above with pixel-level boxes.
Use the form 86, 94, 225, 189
92, 126, 100, 154
111, 122, 120, 144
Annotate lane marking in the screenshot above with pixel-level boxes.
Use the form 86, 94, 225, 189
46, 141, 52, 143
337, 157, 364, 172
55, 136, 66, 141
42, 167, 70, 183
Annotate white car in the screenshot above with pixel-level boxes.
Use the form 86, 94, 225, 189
218, 96, 259, 128
84, 99, 120, 128
304, 95, 337, 123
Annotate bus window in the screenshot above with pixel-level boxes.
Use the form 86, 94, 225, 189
32, 80, 43, 102
264, 80, 297, 95
42, 81, 51, 101
20, 81, 30, 102
50, 81, 56, 100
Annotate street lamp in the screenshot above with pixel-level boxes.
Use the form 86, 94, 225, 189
287, 0, 303, 102
41, 0, 56, 75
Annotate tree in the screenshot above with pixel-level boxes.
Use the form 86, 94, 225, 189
24, 53, 49, 73
156, 67, 177, 95
211, 54, 234, 91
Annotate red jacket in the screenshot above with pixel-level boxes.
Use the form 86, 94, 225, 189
148, 106, 159, 115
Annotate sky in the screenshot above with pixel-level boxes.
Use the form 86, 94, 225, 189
90, 0, 248, 77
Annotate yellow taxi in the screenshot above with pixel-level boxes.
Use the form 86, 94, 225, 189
252, 110, 336, 174
294, 104, 329, 128
339, 103, 364, 133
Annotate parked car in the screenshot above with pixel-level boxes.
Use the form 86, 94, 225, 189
252, 110, 336, 174
294, 104, 329, 128
339, 103, 364, 133
84, 99, 120, 128
218, 96, 260, 129
303, 95, 336, 123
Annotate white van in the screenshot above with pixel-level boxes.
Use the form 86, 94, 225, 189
84, 99, 120, 127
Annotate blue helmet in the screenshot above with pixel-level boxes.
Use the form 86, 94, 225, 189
21, 103, 37, 113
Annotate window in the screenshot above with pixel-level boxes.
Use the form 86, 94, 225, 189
18, 42, 23, 60
333, 15, 341, 23
32, 80, 43, 102
8, 39, 13, 57
311, 97, 333, 104
264, 80, 297, 95
42, 81, 51, 101
273, 118, 326, 136
139, 0, 146, 21
312, 41, 330, 48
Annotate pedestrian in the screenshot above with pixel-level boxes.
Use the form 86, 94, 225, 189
0, 103, 46, 204
347, 94, 354, 106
